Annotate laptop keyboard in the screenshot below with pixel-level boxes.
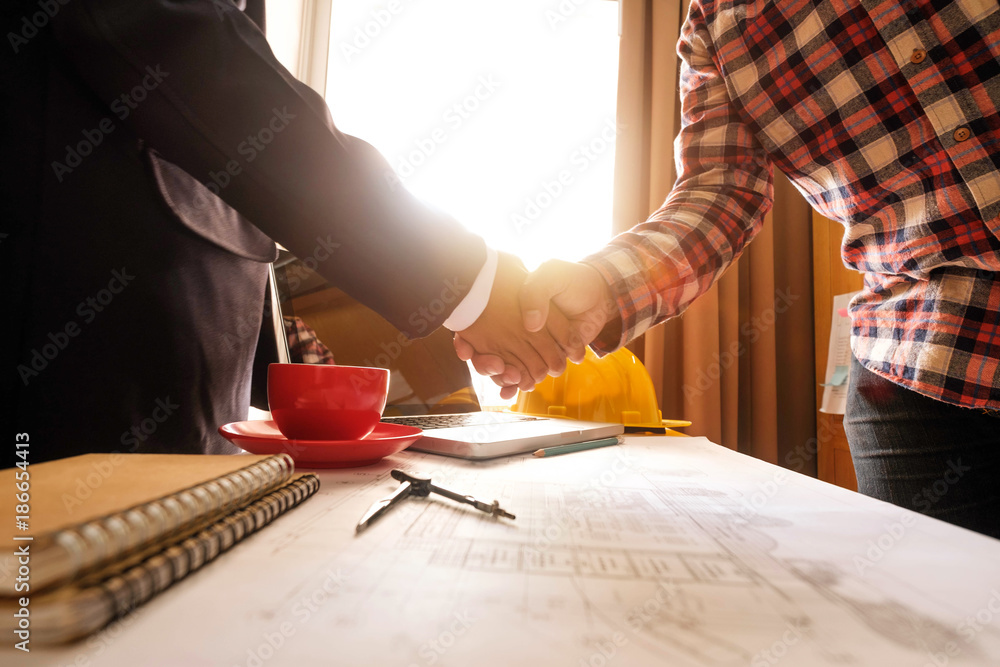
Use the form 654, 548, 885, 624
381, 413, 542, 430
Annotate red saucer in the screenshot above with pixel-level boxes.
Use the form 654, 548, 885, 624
218, 420, 422, 468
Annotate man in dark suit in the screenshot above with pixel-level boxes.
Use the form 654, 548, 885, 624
2, 0, 566, 462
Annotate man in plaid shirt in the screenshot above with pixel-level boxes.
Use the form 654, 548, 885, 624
462, 0, 1000, 538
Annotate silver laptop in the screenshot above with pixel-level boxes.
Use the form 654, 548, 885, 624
267, 252, 622, 460
380, 411, 622, 460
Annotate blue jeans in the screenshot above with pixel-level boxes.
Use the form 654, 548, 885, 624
844, 354, 1000, 540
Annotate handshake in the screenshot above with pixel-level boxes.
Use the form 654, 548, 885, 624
453, 252, 620, 400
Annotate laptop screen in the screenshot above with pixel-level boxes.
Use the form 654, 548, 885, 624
269, 249, 481, 417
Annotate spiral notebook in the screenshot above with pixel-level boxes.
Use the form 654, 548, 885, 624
0, 453, 319, 644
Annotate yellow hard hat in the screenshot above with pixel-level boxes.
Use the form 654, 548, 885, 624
511, 347, 690, 434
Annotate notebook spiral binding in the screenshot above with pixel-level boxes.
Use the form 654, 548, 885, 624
43, 454, 295, 593
102, 474, 320, 618
38, 474, 321, 644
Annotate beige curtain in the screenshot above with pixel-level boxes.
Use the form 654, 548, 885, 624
612, 0, 816, 469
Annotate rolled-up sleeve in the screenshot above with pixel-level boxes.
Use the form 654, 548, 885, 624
585, 2, 773, 352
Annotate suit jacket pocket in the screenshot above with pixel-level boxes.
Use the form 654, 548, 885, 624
145, 148, 278, 263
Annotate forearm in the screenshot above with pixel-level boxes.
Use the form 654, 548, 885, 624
584, 3, 773, 352
585, 176, 771, 352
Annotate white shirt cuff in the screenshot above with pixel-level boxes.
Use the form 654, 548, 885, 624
443, 246, 498, 331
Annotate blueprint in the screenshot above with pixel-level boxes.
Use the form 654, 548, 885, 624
24, 437, 1000, 667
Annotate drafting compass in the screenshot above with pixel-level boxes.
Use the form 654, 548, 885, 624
355, 469, 515, 533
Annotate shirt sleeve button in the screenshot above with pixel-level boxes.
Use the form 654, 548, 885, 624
953, 127, 971, 142
910, 49, 926, 64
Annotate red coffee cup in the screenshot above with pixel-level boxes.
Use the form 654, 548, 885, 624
267, 363, 389, 441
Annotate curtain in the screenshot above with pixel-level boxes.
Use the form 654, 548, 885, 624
612, 0, 817, 470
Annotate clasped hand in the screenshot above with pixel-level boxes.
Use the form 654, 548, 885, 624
455, 254, 618, 399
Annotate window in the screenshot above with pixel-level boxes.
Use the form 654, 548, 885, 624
323, 0, 620, 269
265, 1, 621, 406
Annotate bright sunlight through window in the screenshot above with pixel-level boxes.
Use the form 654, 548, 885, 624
324, 0, 620, 269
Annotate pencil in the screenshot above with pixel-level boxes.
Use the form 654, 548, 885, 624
532, 436, 623, 458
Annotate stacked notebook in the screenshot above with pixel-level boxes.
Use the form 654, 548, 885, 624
0, 453, 319, 644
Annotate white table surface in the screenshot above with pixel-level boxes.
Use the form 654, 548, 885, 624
11, 436, 1000, 667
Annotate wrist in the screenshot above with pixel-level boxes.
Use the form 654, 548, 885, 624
582, 261, 625, 352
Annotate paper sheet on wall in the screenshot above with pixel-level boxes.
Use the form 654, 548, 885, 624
820, 291, 860, 414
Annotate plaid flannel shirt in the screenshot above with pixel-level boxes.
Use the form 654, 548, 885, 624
587, 0, 1000, 409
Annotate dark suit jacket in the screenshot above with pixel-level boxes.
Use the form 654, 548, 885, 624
1, 0, 485, 462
